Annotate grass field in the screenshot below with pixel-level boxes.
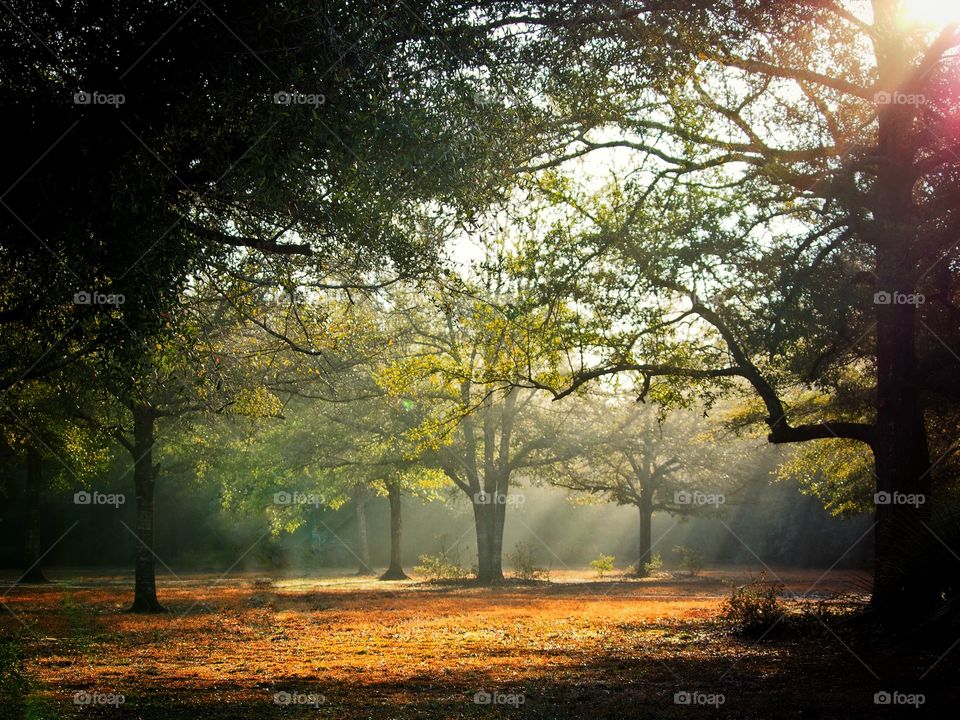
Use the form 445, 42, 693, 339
1, 568, 954, 718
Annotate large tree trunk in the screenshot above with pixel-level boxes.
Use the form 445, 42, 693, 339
472, 500, 494, 584
871, 294, 934, 615
869, 9, 935, 618
636, 500, 653, 578
21, 446, 48, 584
129, 404, 165, 613
473, 492, 505, 585
353, 490, 374, 575
380, 482, 408, 580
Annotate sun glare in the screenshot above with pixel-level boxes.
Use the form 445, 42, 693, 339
901, 0, 960, 28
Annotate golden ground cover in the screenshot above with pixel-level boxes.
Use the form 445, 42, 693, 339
0, 568, 952, 719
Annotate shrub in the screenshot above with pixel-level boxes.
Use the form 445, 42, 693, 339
642, 552, 663, 575
508, 542, 550, 581
673, 545, 705, 577
722, 571, 785, 634
0, 634, 28, 718
590, 554, 615, 578
414, 552, 468, 580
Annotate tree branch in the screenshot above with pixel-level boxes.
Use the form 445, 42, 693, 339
187, 221, 313, 256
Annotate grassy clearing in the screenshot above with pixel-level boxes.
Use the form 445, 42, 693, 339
0, 568, 954, 719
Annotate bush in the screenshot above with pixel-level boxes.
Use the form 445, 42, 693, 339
0, 634, 28, 718
642, 552, 663, 576
590, 553, 615, 578
722, 571, 785, 634
673, 545, 705, 577
414, 552, 469, 580
508, 542, 550, 581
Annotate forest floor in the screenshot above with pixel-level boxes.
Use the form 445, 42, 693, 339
0, 567, 956, 719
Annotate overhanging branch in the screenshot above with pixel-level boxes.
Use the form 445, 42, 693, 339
187, 221, 313, 256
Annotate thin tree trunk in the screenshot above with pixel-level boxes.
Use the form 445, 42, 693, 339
353, 491, 374, 575
21, 446, 48, 583
636, 503, 653, 578
491, 497, 506, 582
130, 404, 165, 613
380, 482, 408, 580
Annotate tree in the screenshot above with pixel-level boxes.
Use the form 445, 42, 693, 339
350, 484, 375, 576
1, 0, 543, 391
317, 402, 449, 581
381, 474, 409, 581
378, 262, 581, 584
64, 284, 286, 611
0, 0, 566, 590
552, 398, 745, 576
508, 0, 960, 618
292, 301, 450, 581
0, 379, 112, 584
4, 0, 500, 592
169, 287, 444, 579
